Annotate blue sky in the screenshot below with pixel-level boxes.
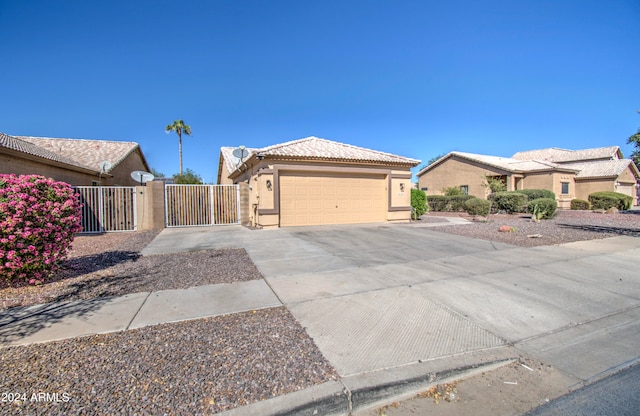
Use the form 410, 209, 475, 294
1, 0, 639, 183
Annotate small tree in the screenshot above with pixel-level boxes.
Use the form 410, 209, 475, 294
483, 176, 507, 193
443, 186, 464, 196
173, 168, 203, 184
627, 110, 640, 171
165, 119, 192, 176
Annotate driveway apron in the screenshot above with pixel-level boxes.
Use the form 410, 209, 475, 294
143, 224, 640, 383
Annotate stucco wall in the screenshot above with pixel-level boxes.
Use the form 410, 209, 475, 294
108, 150, 149, 186
231, 159, 414, 227
418, 158, 507, 198
575, 179, 614, 201
0, 152, 98, 185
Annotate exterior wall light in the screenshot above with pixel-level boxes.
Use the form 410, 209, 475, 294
266, 179, 272, 190
400, 183, 405, 192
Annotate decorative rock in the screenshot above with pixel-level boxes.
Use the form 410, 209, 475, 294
605, 207, 619, 214
499, 225, 516, 233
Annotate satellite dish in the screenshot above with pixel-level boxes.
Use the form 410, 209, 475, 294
130, 170, 155, 185
99, 160, 112, 173
232, 145, 249, 160
232, 146, 250, 169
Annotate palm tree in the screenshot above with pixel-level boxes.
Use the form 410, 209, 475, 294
165, 119, 192, 175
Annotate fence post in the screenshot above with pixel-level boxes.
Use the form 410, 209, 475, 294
140, 181, 166, 230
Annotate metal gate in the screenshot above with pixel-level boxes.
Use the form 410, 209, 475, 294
75, 186, 137, 233
165, 184, 240, 227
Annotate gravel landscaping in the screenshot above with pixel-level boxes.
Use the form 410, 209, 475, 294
1, 210, 638, 414
423, 209, 640, 247
0, 307, 337, 415
1, 230, 263, 310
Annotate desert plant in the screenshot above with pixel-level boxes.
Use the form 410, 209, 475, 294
464, 197, 491, 217
589, 191, 633, 210
483, 176, 507, 193
0, 174, 82, 285
411, 189, 428, 219
490, 191, 528, 213
526, 198, 557, 221
517, 189, 556, 201
570, 199, 591, 210
443, 186, 464, 196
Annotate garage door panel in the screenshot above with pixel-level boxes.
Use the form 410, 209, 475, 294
280, 173, 386, 226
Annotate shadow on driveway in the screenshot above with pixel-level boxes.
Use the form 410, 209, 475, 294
558, 223, 640, 237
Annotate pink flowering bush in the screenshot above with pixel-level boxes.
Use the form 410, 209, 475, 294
0, 174, 82, 285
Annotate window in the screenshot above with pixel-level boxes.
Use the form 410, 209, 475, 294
421, 187, 428, 191
460, 185, 469, 195
561, 182, 569, 195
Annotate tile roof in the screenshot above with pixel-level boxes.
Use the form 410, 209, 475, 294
512, 146, 620, 163
257, 136, 420, 165
220, 146, 258, 175
15, 135, 142, 173
422, 151, 576, 175
417, 149, 637, 181
564, 159, 638, 179
221, 136, 420, 178
0, 132, 94, 171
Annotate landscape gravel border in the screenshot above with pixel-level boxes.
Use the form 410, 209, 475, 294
0, 307, 337, 415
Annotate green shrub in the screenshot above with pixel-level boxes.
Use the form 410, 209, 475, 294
517, 189, 556, 201
426, 195, 449, 211
526, 198, 557, 220
490, 191, 528, 213
464, 197, 491, 216
426, 195, 475, 211
411, 189, 428, 219
570, 199, 591, 210
448, 195, 476, 211
589, 191, 633, 210
443, 186, 464, 196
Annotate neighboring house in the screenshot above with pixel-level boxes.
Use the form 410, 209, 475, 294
417, 146, 639, 209
218, 136, 420, 227
0, 132, 150, 186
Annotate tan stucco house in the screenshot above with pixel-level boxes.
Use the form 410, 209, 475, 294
417, 146, 639, 209
218, 136, 420, 227
1, 132, 150, 186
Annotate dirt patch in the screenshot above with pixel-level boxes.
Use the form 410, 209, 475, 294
365, 358, 578, 416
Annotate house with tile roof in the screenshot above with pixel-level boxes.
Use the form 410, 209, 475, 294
218, 136, 420, 227
416, 146, 639, 209
0, 132, 150, 186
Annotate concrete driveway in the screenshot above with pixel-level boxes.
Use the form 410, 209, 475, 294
142, 223, 640, 384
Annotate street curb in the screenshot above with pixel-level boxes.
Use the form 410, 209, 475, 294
217, 358, 515, 416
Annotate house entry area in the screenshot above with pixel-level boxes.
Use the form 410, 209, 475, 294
278, 172, 387, 227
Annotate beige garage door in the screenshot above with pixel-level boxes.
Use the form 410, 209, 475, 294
279, 173, 386, 226
617, 184, 633, 197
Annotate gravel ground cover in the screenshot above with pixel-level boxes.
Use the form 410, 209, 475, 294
423, 209, 640, 247
0, 307, 337, 415
1, 230, 263, 310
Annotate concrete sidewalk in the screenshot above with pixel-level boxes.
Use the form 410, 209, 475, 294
2, 218, 640, 415
0, 279, 280, 346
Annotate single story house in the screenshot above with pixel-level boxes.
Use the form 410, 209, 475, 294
218, 136, 420, 227
417, 146, 639, 209
0, 132, 150, 186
